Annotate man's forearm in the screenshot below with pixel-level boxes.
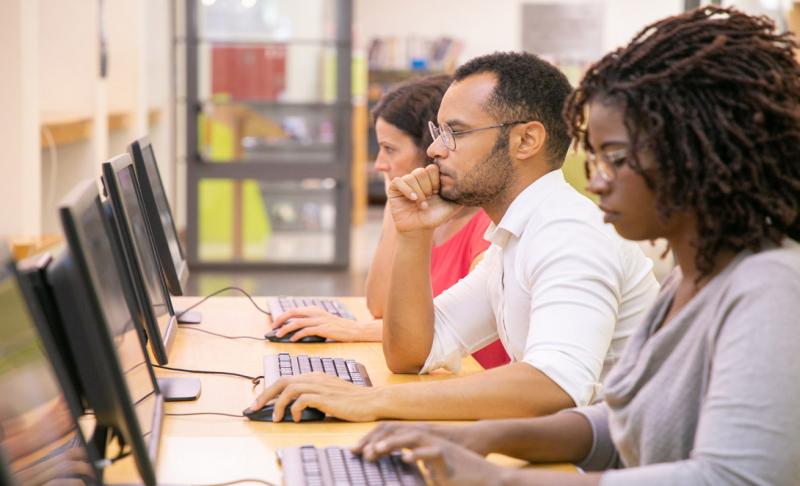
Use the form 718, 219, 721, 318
383, 230, 435, 372
372, 362, 576, 420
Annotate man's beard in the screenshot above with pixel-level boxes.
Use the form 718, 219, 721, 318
438, 135, 513, 207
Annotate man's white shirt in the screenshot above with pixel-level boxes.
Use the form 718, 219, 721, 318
422, 169, 660, 406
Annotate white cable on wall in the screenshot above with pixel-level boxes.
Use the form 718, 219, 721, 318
41, 125, 59, 214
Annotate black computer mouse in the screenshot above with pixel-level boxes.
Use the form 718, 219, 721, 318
243, 402, 326, 422
264, 326, 326, 343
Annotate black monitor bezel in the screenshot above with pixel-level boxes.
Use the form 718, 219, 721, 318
102, 153, 177, 365
0, 447, 13, 486
1, 243, 101, 483
128, 137, 188, 296
48, 180, 163, 486
14, 252, 87, 420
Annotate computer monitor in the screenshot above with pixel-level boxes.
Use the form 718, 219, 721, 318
0, 242, 100, 485
102, 154, 201, 401
46, 180, 163, 486
102, 153, 177, 365
0, 448, 12, 486
15, 252, 87, 420
128, 137, 188, 297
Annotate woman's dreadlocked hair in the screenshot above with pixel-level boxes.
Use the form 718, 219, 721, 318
564, 6, 800, 277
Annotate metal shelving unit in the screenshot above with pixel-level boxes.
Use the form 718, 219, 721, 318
180, 0, 352, 269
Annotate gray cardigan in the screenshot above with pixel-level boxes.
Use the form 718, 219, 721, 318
573, 239, 800, 485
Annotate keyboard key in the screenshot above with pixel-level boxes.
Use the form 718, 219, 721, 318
298, 355, 312, 373
285, 446, 424, 486
321, 358, 337, 376
271, 297, 355, 321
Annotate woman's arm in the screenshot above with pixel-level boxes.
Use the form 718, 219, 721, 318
474, 411, 594, 464
365, 203, 397, 317
355, 408, 595, 465
353, 413, 600, 486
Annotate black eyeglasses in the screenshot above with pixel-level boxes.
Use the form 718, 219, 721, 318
428, 120, 529, 151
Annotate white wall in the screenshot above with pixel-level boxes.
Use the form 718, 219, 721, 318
0, 0, 175, 237
0, 0, 40, 237
355, 0, 683, 66
38, 0, 97, 120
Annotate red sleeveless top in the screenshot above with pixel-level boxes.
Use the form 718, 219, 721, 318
430, 210, 511, 369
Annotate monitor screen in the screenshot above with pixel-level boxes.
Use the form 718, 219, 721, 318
106, 158, 176, 364
141, 144, 184, 268
120, 164, 172, 320
0, 249, 98, 485
77, 197, 159, 441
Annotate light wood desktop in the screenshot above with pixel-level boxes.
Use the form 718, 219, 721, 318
104, 296, 573, 484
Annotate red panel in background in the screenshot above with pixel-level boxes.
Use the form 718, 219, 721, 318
211, 45, 287, 101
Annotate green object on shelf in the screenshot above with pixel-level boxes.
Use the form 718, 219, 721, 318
199, 179, 273, 261
243, 180, 271, 259
198, 114, 272, 261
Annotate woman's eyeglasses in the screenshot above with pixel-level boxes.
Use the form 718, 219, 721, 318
584, 148, 629, 183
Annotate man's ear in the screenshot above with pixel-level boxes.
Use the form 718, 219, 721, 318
510, 121, 547, 160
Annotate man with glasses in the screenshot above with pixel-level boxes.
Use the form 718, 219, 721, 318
247, 52, 660, 422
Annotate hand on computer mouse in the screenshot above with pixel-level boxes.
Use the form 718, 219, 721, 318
243, 401, 325, 422
264, 326, 326, 343
269, 307, 381, 342
249, 373, 380, 423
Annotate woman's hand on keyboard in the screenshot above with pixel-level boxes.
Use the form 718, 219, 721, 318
271, 307, 382, 342
353, 422, 492, 459
248, 373, 382, 422
352, 428, 506, 486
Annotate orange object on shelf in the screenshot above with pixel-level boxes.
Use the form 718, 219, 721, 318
8, 235, 63, 261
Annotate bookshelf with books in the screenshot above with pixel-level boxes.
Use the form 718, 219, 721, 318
180, 0, 354, 268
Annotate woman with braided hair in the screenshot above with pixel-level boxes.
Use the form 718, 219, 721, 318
269, 74, 509, 368
352, 7, 800, 485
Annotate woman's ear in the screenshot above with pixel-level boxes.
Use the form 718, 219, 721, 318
511, 121, 547, 160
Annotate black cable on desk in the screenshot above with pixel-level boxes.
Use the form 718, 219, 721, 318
176, 286, 272, 319
177, 325, 265, 341
152, 364, 263, 385
191, 479, 277, 486
165, 412, 245, 419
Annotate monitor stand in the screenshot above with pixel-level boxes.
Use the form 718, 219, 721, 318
157, 377, 201, 402
175, 309, 202, 324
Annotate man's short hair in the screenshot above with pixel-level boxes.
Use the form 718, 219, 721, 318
454, 51, 573, 166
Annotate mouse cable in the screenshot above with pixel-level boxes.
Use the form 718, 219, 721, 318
165, 412, 245, 418
94, 448, 132, 469
191, 479, 277, 486
152, 364, 263, 385
177, 325, 265, 341
94, 429, 133, 469
176, 286, 272, 319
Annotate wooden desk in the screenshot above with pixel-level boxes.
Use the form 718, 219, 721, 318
104, 296, 573, 484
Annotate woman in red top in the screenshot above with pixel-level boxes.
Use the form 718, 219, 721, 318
269, 75, 509, 369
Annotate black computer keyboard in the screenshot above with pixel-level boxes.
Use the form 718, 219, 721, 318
269, 297, 356, 320
280, 445, 425, 486
264, 353, 372, 387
